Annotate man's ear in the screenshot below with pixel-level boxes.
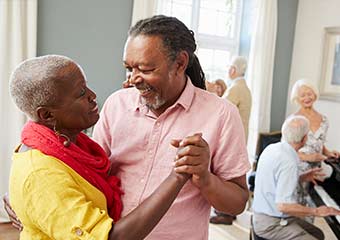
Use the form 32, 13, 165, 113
175, 50, 189, 75
36, 106, 55, 125
231, 66, 237, 77
301, 134, 308, 145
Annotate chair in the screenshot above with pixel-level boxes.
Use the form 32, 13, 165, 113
248, 131, 282, 192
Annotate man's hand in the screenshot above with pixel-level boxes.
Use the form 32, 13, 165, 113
315, 206, 340, 217
299, 167, 325, 185
171, 133, 211, 188
3, 194, 22, 231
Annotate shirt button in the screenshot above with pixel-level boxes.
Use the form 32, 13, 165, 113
156, 122, 160, 127
140, 179, 144, 183
75, 228, 83, 236
148, 150, 152, 154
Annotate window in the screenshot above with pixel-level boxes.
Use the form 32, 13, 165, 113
157, 0, 243, 81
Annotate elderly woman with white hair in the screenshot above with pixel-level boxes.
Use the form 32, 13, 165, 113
290, 79, 339, 218
291, 79, 339, 168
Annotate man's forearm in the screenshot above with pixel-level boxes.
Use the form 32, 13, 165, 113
199, 173, 248, 215
277, 203, 315, 217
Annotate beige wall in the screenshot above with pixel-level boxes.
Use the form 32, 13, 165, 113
286, 0, 340, 150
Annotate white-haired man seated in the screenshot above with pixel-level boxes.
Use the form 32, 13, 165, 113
252, 116, 340, 240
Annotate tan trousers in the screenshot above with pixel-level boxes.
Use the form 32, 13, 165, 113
253, 213, 324, 240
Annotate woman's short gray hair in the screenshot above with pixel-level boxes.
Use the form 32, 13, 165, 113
290, 79, 319, 104
10, 55, 76, 120
281, 115, 310, 144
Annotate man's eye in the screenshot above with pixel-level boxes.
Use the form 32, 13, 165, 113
126, 67, 132, 73
141, 69, 154, 74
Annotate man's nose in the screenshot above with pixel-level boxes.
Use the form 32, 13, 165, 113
129, 69, 143, 85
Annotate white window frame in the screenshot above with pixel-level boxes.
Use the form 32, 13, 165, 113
157, 0, 243, 54
157, 0, 244, 79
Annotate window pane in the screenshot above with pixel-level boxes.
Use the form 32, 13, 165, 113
197, 48, 231, 80
158, 0, 192, 28
198, 0, 237, 37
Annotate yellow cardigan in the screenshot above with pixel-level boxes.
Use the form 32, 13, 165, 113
9, 147, 113, 239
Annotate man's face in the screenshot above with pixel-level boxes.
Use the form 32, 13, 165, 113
123, 35, 184, 115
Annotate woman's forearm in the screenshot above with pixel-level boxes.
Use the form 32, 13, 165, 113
109, 173, 188, 240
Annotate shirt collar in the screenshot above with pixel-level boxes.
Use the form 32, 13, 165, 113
133, 76, 195, 114
230, 76, 244, 86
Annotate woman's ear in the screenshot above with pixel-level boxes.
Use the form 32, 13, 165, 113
36, 107, 55, 125
175, 51, 189, 75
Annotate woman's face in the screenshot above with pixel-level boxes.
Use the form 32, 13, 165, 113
216, 85, 223, 97
51, 64, 99, 136
297, 85, 316, 108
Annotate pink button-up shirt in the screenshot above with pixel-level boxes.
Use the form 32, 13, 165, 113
93, 79, 250, 240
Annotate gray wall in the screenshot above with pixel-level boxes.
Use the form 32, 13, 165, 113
270, 0, 298, 131
37, 0, 133, 107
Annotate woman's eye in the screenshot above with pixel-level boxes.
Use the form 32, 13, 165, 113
80, 88, 86, 96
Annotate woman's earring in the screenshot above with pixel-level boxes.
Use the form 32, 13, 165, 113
53, 124, 71, 147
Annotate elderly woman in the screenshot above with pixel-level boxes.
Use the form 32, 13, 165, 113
205, 79, 227, 97
291, 79, 339, 168
8, 55, 189, 240
290, 79, 339, 213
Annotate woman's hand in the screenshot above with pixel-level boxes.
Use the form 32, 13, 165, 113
325, 150, 340, 159
171, 133, 211, 189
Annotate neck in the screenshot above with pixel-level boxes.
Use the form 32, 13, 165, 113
298, 106, 315, 115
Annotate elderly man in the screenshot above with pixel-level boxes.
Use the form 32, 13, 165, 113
252, 116, 340, 240
92, 15, 250, 239
210, 56, 252, 225
4, 15, 249, 240
224, 56, 252, 140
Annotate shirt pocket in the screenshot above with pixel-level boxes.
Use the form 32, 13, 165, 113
71, 226, 96, 240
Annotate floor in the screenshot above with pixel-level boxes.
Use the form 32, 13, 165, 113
208, 216, 338, 240
0, 218, 337, 240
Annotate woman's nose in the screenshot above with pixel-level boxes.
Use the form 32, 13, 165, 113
88, 87, 97, 101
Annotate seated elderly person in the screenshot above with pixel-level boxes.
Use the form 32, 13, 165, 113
7, 55, 190, 240
290, 79, 340, 216
252, 115, 340, 240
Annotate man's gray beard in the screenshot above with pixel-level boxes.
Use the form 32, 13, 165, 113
140, 95, 166, 110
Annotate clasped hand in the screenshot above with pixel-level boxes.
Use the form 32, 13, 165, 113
171, 133, 210, 188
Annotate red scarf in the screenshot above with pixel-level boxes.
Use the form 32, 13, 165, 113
21, 121, 123, 221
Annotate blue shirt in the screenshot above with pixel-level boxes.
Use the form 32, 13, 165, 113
252, 141, 299, 217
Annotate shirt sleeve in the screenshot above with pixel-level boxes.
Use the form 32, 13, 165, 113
275, 161, 299, 204
23, 168, 113, 240
211, 103, 250, 180
93, 96, 113, 157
